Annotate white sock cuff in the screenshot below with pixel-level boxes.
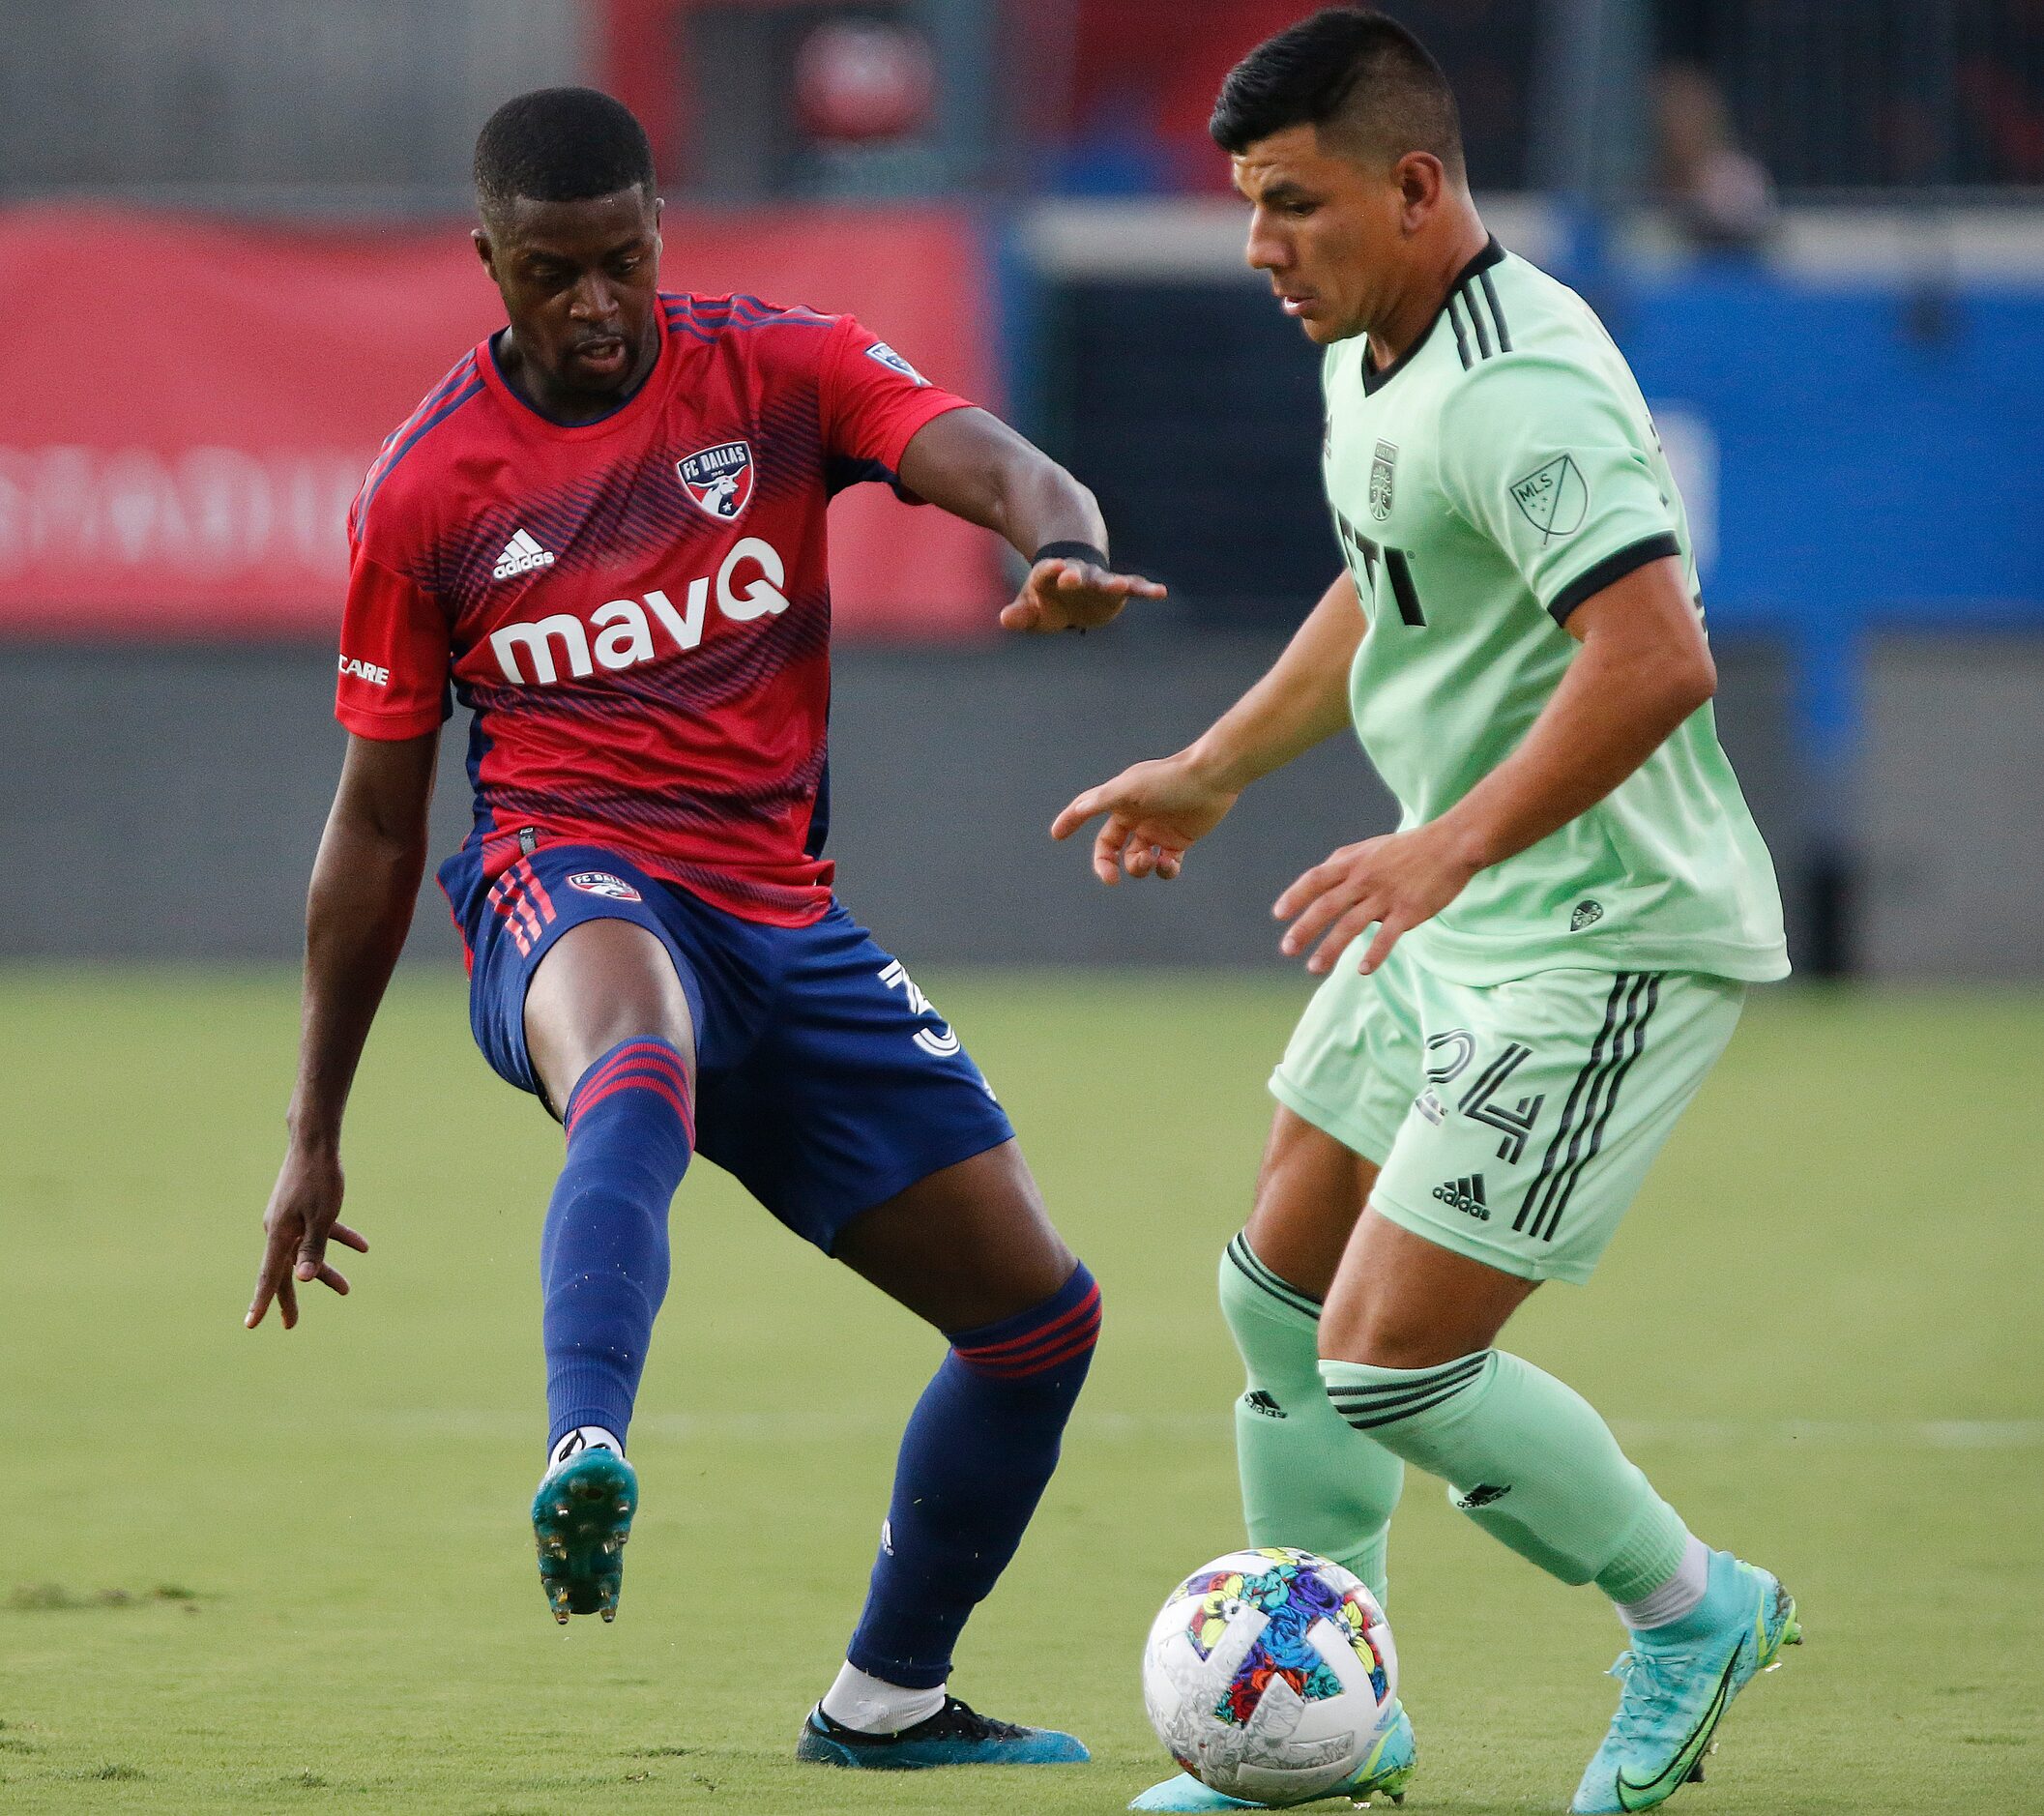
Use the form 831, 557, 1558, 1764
544, 1425, 623, 1477
1616, 1534, 1710, 1631
820, 1661, 948, 1735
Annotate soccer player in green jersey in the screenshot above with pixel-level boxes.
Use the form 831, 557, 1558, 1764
1056, 13, 1800, 1813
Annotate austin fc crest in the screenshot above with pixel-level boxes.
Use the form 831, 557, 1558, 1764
677, 440, 755, 521
1369, 439, 1398, 520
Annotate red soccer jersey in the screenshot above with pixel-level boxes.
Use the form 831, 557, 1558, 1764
336, 292, 974, 925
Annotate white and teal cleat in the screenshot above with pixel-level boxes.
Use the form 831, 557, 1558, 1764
1129, 1701, 1416, 1811
1569, 1552, 1802, 1813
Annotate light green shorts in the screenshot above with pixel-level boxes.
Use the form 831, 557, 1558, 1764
1269, 945, 1743, 1285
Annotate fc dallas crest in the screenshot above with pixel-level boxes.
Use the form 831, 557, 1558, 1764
677, 440, 755, 521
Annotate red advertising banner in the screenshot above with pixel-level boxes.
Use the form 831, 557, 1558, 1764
0, 204, 1000, 638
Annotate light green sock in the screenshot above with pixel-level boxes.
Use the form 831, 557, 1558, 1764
1320, 1350, 1687, 1602
1220, 1236, 1402, 1603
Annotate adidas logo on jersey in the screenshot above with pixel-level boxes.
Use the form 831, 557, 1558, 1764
492, 528, 556, 581
1433, 1174, 1491, 1221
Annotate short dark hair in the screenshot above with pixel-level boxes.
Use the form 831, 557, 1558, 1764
1210, 8, 1463, 174
474, 87, 656, 228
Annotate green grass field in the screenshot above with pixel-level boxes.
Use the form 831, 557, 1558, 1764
1, 968, 2038, 1813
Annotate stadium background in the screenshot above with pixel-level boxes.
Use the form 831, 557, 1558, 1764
1, 4, 2038, 1812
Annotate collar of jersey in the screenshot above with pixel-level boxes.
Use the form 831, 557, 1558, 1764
481, 308, 672, 439
1362, 234, 1504, 395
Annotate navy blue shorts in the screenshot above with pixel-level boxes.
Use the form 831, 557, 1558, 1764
439, 841, 1015, 1252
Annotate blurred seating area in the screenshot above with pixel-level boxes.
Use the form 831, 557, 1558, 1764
1047, 0, 1539, 193
1046, 0, 2044, 202
4, 1, 2040, 205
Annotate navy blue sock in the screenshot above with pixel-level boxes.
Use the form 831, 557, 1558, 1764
540, 1039, 693, 1452
846, 1262, 1102, 1688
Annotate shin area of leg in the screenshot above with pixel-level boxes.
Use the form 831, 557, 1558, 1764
1221, 1236, 1401, 1602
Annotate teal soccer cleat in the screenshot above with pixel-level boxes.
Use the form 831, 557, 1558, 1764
1129, 1701, 1416, 1811
531, 1448, 637, 1625
1570, 1552, 1801, 1813
794, 1695, 1089, 1769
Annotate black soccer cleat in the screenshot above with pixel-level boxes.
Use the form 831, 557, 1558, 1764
794, 1694, 1089, 1769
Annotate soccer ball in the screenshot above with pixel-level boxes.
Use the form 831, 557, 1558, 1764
1141, 1546, 1397, 1807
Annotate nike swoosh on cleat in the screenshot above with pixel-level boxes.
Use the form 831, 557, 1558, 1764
1614, 1652, 1739, 1812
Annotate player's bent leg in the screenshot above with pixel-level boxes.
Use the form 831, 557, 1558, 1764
523, 919, 699, 1623
1318, 1216, 1798, 1812
1319, 1208, 1684, 1594
830, 1137, 1074, 1332
1226, 1248, 1407, 1598
1232, 1110, 1402, 1600
1308, 968, 1793, 1807
794, 1142, 1091, 1768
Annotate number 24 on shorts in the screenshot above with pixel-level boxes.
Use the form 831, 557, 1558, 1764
1419, 1029, 1543, 1164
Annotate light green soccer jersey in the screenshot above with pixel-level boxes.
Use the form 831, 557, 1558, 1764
1322, 238, 1788, 984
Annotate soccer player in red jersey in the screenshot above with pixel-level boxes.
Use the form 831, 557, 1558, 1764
244, 88, 1162, 1769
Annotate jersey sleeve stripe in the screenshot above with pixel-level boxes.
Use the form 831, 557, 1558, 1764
726, 293, 832, 323
1454, 279, 1512, 366
1477, 268, 1513, 351
1545, 531, 1684, 624
663, 295, 835, 336
358, 373, 485, 521
662, 307, 832, 344
1461, 283, 1494, 360
662, 312, 721, 345
369, 352, 480, 463
1446, 292, 1474, 368
664, 294, 829, 322
414, 354, 482, 419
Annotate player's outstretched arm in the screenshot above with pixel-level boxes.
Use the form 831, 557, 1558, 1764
247, 731, 438, 1331
1053, 571, 1364, 884
1275, 556, 1715, 976
894, 407, 1167, 632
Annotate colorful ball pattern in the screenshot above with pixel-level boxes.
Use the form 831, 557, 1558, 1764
1142, 1547, 1397, 1807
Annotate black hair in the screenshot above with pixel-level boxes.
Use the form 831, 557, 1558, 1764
474, 87, 656, 227
1209, 8, 1463, 173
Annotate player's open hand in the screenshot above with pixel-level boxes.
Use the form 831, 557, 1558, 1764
1000, 556, 1166, 634
246, 1144, 368, 1331
1274, 823, 1484, 975
1052, 754, 1241, 885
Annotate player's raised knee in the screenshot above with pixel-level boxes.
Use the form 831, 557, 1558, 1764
949, 1261, 1101, 1382
562, 1036, 695, 1140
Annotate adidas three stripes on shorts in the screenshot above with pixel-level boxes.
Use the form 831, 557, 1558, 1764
1269, 944, 1744, 1285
